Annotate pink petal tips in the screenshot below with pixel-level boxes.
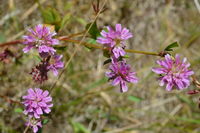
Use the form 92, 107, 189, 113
22, 88, 53, 119
26, 119, 42, 133
97, 24, 133, 59
152, 54, 194, 91
22, 24, 59, 57
106, 60, 138, 93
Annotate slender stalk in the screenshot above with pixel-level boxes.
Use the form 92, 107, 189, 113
0, 31, 86, 47
23, 125, 29, 133
0, 35, 159, 56
125, 49, 159, 56
0, 94, 21, 105
0, 40, 22, 47
58, 30, 86, 39
59, 38, 159, 56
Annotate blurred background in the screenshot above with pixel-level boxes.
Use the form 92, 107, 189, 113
0, 0, 200, 133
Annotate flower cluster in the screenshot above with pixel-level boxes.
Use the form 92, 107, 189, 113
25, 118, 42, 133
22, 24, 59, 55
22, 88, 53, 133
97, 24, 138, 92
106, 60, 138, 92
97, 24, 133, 59
152, 54, 194, 91
22, 24, 64, 83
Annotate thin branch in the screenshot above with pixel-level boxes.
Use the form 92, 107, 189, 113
0, 94, 21, 105
0, 40, 22, 47
23, 125, 29, 133
59, 38, 160, 56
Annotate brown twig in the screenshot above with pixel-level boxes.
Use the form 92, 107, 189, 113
0, 94, 21, 105
58, 38, 160, 56
0, 40, 22, 47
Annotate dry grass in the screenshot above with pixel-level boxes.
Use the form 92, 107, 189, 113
0, 0, 200, 133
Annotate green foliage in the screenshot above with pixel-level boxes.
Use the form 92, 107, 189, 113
176, 117, 200, 124
85, 39, 96, 50
0, 32, 6, 43
85, 22, 100, 39
85, 77, 108, 90
14, 108, 23, 113
103, 49, 110, 58
71, 121, 90, 133
128, 95, 142, 102
54, 46, 67, 52
33, 55, 42, 62
103, 59, 112, 65
41, 7, 71, 32
177, 95, 193, 105
60, 13, 71, 30
42, 119, 49, 125
164, 42, 179, 51
41, 7, 61, 31
122, 55, 130, 58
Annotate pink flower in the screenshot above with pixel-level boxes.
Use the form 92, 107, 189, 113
48, 54, 64, 76
22, 24, 59, 56
22, 88, 53, 119
152, 54, 194, 91
97, 24, 133, 58
26, 119, 42, 133
106, 60, 138, 92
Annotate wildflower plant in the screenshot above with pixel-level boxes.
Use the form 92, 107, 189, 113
106, 60, 138, 92
152, 54, 194, 91
0, 2, 199, 133
22, 24, 59, 55
22, 88, 52, 132
97, 24, 133, 59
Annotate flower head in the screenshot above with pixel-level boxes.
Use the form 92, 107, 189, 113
48, 54, 64, 76
97, 24, 133, 58
152, 54, 194, 91
30, 60, 50, 83
26, 118, 42, 133
22, 24, 59, 56
22, 88, 53, 119
106, 60, 138, 92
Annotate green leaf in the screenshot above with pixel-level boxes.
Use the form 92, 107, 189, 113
103, 49, 110, 58
60, 13, 71, 30
71, 121, 90, 133
14, 108, 23, 113
41, 7, 61, 31
177, 95, 192, 105
42, 119, 49, 125
176, 117, 200, 124
103, 59, 112, 65
37, 128, 43, 133
122, 55, 130, 58
128, 96, 142, 102
87, 38, 97, 45
85, 22, 100, 39
76, 17, 87, 25
164, 42, 179, 51
33, 55, 42, 62
54, 46, 67, 52
84, 39, 97, 50
0, 32, 6, 43
85, 77, 108, 90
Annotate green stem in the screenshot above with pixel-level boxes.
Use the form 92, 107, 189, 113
0, 35, 160, 56
125, 49, 159, 56
59, 38, 160, 56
